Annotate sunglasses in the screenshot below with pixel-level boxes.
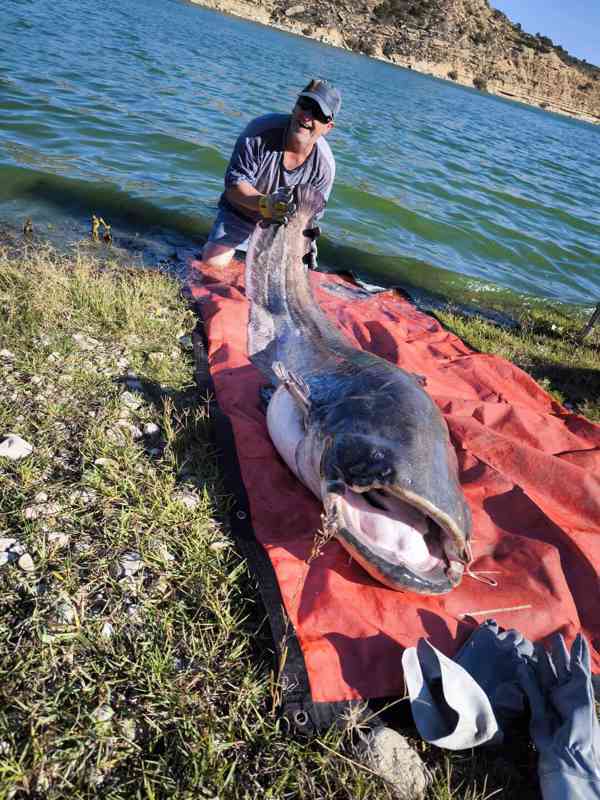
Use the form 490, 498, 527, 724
296, 96, 332, 124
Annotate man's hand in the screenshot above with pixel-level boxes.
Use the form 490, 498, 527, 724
258, 187, 296, 223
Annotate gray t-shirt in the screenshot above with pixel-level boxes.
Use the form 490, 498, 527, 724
219, 113, 335, 222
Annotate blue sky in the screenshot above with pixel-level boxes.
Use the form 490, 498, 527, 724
491, 0, 600, 67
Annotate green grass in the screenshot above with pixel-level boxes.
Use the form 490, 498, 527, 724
0, 239, 596, 798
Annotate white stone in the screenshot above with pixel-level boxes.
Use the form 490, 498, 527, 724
56, 600, 76, 624
34, 492, 48, 503
126, 603, 142, 622
0, 538, 17, 552
120, 391, 142, 410
359, 726, 429, 800
100, 622, 114, 640
94, 457, 116, 468
112, 550, 143, 579
151, 540, 175, 562
18, 553, 35, 573
143, 422, 160, 437
92, 705, 114, 723
24, 502, 61, 520
120, 718, 136, 741
0, 434, 33, 460
0, 349, 15, 360
175, 491, 200, 510
286, 4, 306, 15
116, 420, 143, 440
73, 333, 100, 351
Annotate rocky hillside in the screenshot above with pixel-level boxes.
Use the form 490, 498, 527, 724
192, 0, 600, 123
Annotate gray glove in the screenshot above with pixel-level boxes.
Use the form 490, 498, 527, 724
402, 639, 500, 750
455, 619, 535, 729
517, 633, 600, 800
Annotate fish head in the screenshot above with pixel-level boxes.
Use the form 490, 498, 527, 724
320, 433, 471, 595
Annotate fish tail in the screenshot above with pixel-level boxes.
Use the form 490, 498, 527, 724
294, 184, 326, 222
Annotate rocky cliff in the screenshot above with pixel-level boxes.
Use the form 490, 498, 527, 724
191, 0, 600, 123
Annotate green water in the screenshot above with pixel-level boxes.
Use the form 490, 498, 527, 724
1, 0, 599, 310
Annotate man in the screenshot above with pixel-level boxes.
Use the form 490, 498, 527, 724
201, 78, 341, 269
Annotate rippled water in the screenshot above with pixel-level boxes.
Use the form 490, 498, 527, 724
1, 0, 599, 307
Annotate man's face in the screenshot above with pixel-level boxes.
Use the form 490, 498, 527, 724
290, 96, 334, 145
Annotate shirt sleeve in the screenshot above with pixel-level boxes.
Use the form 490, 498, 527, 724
224, 131, 260, 190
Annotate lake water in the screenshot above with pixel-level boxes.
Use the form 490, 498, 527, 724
1, 0, 599, 309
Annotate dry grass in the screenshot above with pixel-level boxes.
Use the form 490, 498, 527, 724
2, 238, 595, 798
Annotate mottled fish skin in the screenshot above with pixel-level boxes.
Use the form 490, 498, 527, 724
246, 185, 471, 594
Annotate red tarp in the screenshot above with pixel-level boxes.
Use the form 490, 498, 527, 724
188, 258, 600, 703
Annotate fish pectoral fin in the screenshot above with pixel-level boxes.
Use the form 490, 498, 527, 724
272, 361, 311, 416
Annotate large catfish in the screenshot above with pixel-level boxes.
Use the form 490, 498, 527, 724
246, 185, 471, 595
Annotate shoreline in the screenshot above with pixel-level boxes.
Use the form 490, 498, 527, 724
188, 0, 600, 126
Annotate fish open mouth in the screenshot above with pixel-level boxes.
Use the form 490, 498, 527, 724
323, 484, 469, 595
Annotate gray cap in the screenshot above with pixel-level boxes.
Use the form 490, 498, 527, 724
298, 78, 342, 119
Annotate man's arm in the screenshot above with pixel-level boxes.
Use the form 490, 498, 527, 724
225, 182, 262, 214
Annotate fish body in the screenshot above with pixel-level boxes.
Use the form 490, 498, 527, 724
246, 186, 471, 594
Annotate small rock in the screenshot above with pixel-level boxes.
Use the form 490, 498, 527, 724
286, 3, 306, 15
0, 538, 17, 552
34, 491, 48, 503
143, 422, 160, 438
92, 705, 114, 724
56, 600, 76, 624
174, 490, 200, 510
116, 420, 143, 439
0, 349, 15, 360
126, 603, 142, 623
116, 357, 129, 369
112, 550, 143, 579
120, 391, 142, 410
69, 489, 97, 505
209, 541, 230, 552
100, 622, 114, 640
94, 457, 117, 468
47, 531, 70, 547
73, 333, 101, 351
120, 718, 137, 741
359, 726, 429, 800
24, 502, 61, 520
18, 553, 35, 573
150, 540, 175, 562
0, 434, 33, 460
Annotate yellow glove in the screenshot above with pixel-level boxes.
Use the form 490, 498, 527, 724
258, 187, 296, 223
